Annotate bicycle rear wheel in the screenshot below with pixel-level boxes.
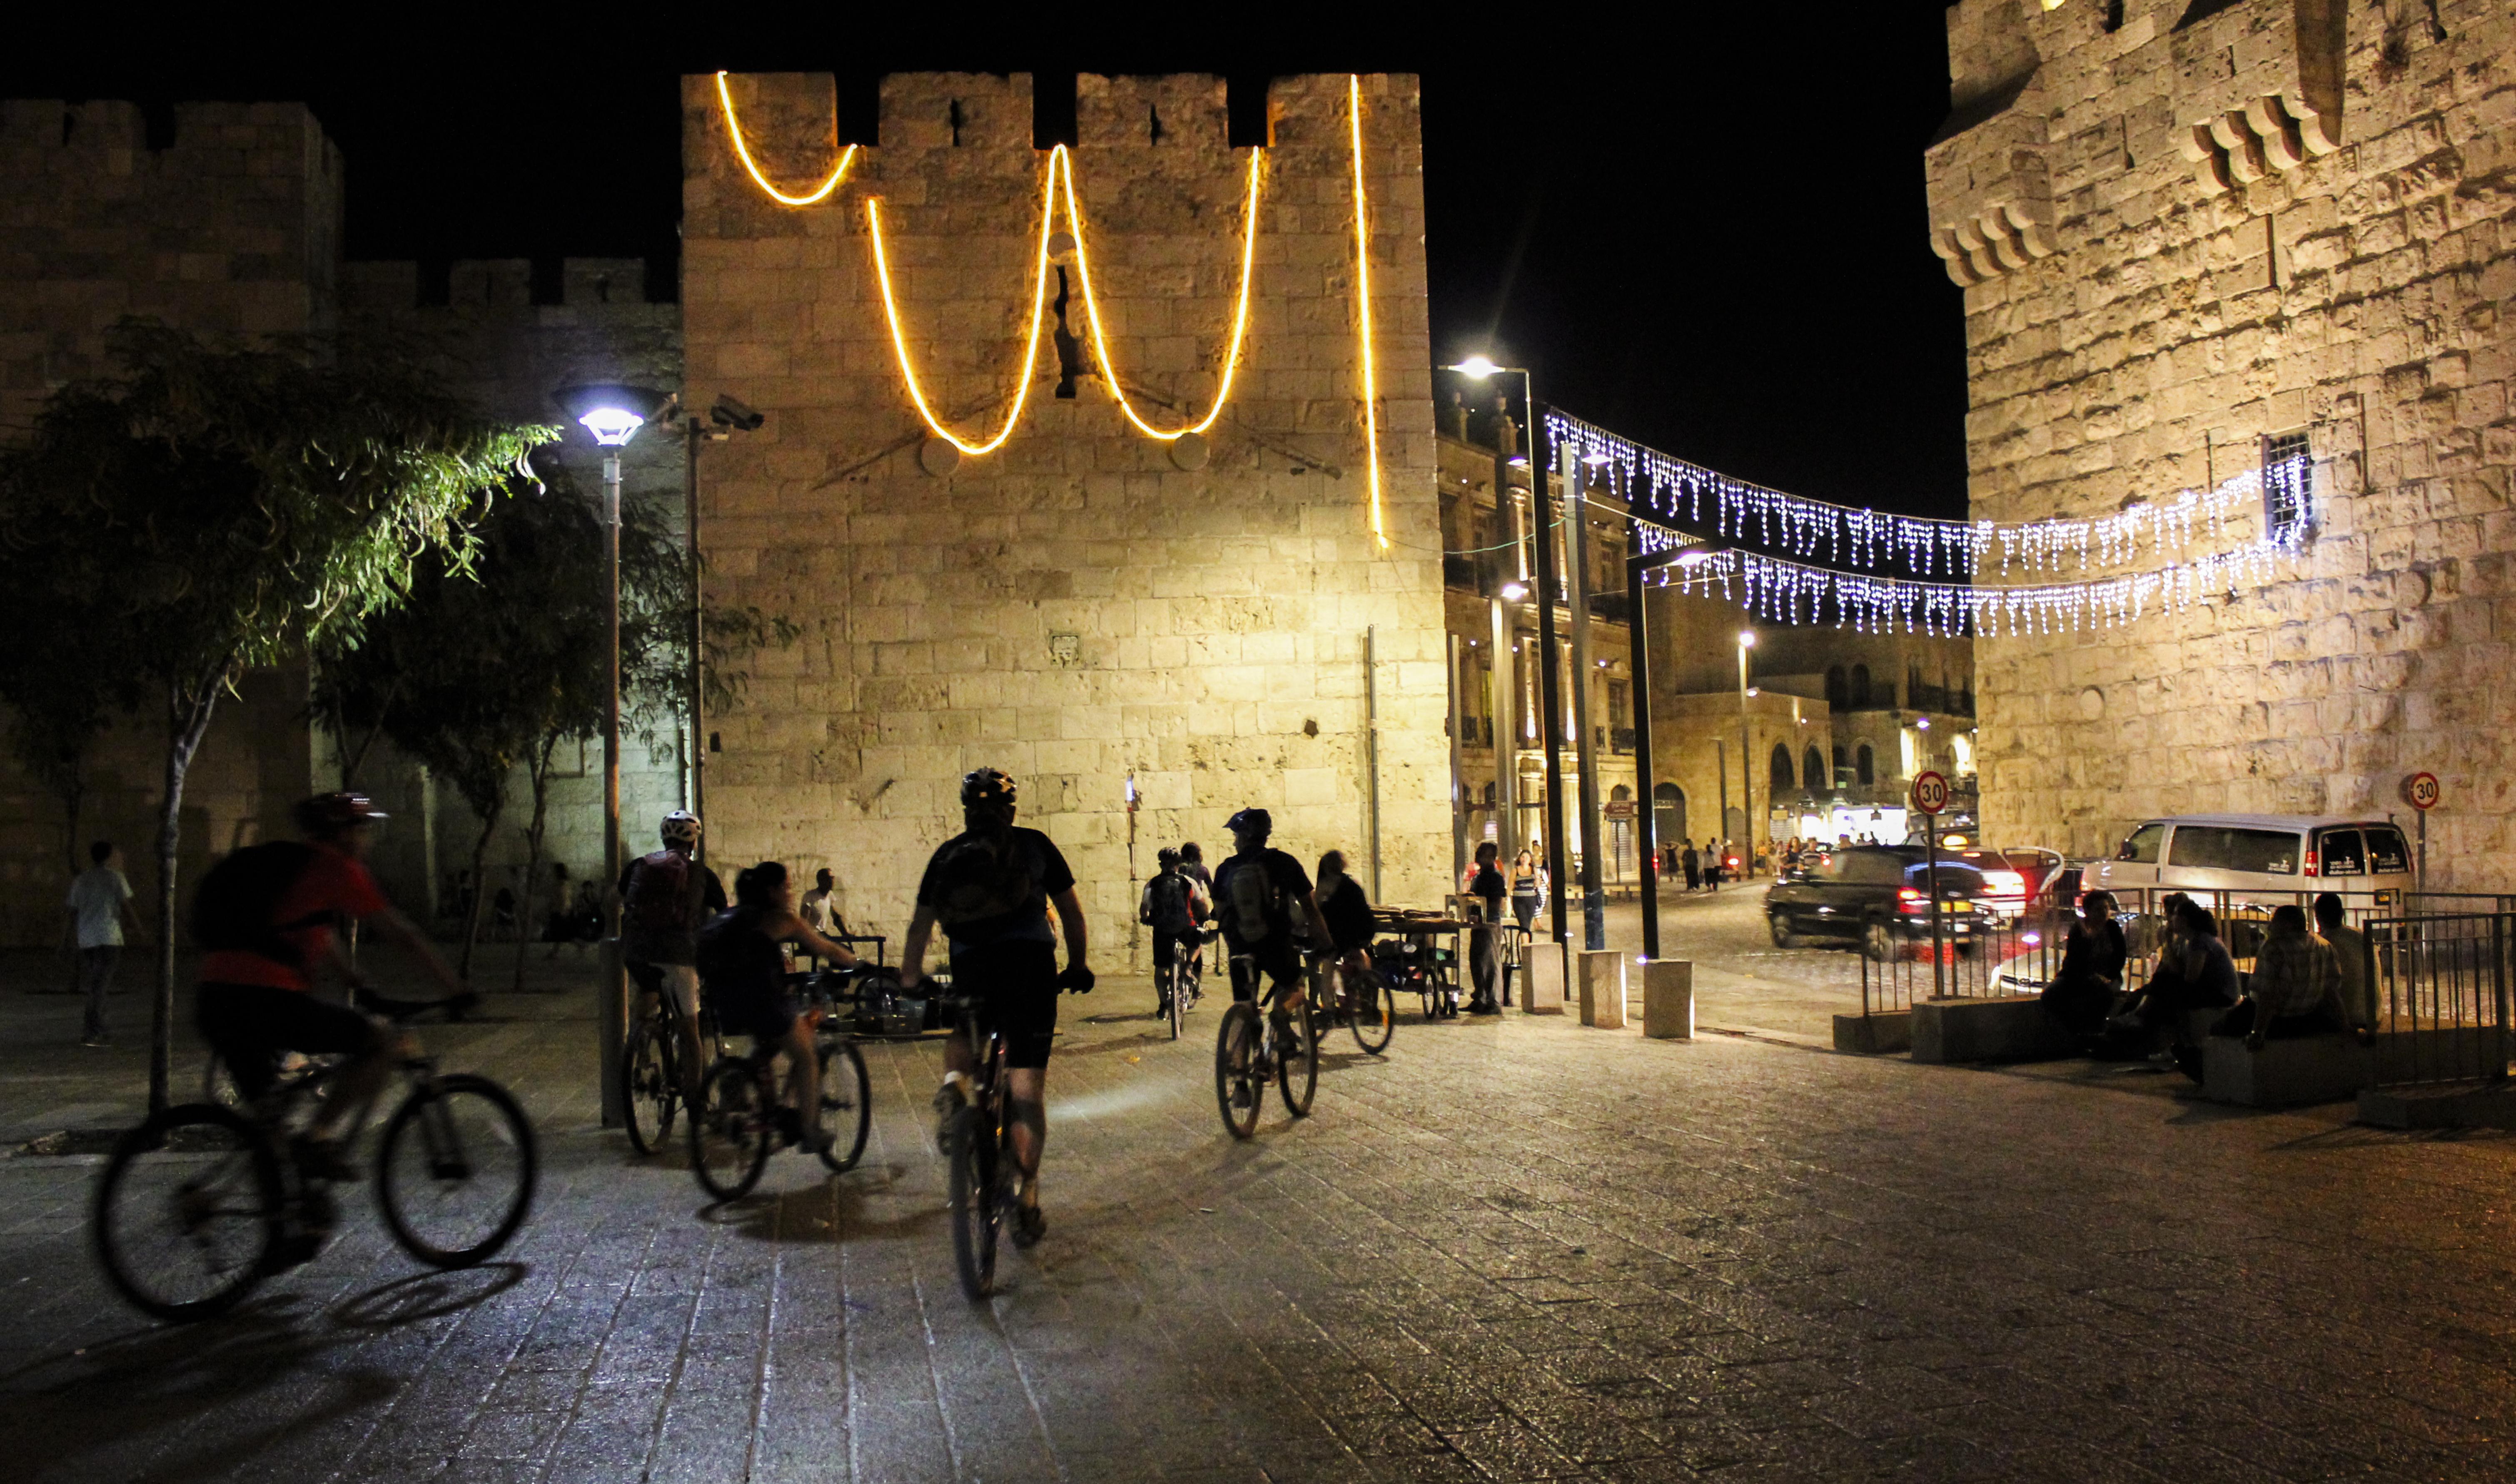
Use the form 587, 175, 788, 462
621, 1021, 676, 1157
1214, 1003, 1263, 1139
945, 1106, 1000, 1300
1166, 962, 1184, 1041
93, 1103, 281, 1322
377, 1073, 539, 1268
1350, 969, 1396, 1055
816, 1038, 872, 1174
690, 1059, 773, 1202
1277, 1000, 1318, 1117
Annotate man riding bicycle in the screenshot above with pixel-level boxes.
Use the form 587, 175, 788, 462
1211, 808, 1336, 1024
900, 769, 1093, 1249
195, 792, 468, 1181
619, 810, 727, 1104
1139, 847, 1209, 1018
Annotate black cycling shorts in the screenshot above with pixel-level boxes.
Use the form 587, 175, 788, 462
1227, 938, 1303, 1003
197, 982, 382, 1101
1151, 929, 1202, 973
717, 981, 802, 1048
950, 939, 1060, 1071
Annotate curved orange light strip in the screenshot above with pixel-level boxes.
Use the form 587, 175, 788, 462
1349, 76, 1388, 550
715, 70, 857, 206
1059, 145, 1265, 440
865, 157, 1059, 456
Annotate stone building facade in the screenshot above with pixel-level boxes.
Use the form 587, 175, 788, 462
679, 72, 1450, 966
1928, 0, 2514, 879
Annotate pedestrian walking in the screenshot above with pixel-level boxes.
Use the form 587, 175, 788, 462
1680, 839, 1700, 891
1466, 842, 1506, 1014
66, 842, 137, 1047
1509, 848, 1542, 933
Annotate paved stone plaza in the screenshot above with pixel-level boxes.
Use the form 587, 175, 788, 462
2, 914, 2512, 1483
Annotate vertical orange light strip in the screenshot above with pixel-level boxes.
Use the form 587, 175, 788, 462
865, 157, 1059, 456
1060, 146, 1266, 439
714, 72, 857, 206
1348, 75, 1388, 550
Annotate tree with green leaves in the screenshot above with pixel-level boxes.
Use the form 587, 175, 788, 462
0, 320, 550, 1110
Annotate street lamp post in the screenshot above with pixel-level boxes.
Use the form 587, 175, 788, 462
1738, 630, 1756, 879
555, 382, 672, 1129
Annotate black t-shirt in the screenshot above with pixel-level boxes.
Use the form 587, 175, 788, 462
1470, 865, 1506, 920
1318, 873, 1376, 955
1212, 847, 1313, 950
695, 904, 785, 1002
916, 825, 1075, 950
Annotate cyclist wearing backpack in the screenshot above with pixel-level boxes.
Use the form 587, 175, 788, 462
617, 810, 727, 1103
1210, 808, 1335, 1021
1138, 847, 1209, 1016
902, 768, 1094, 1248
694, 862, 862, 1153
194, 792, 467, 1181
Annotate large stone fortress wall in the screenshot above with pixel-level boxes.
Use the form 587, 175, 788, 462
1927, 1, 2514, 879
680, 72, 1446, 959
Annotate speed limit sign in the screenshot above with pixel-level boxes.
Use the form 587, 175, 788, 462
2404, 772, 2440, 811
1910, 770, 1950, 816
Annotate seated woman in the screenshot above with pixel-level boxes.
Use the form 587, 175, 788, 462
697, 862, 862, 1153
2116, 896, 2240, 1078
2039, 889, 2127, 1046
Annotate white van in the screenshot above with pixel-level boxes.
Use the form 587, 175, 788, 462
2090, 814, 2414, 903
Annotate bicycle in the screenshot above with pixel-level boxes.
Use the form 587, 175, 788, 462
1160, 929, 1214, 1041
621, 970, 724, 1157
1214, 950, 1319, 1140
686, 971, 872, 1201
934, 986, 1013, 1300
94, 991, 536, 1324
1312, 951, 1396, 1055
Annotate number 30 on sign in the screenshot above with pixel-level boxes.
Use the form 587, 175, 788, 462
1910, 771, 1950, 816
2404, 772, 2440, 811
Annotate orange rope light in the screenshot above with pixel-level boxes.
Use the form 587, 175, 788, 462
1348, 76, 1388, 550
715, 71, 858, 206
865, 156, 1059, 456
1059, 145, 1266, 440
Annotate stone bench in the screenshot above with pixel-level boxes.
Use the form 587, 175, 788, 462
1833, 1011, 1912, 1054
2201, 1032, 2373, 1108
1910, 995, 2078, 1064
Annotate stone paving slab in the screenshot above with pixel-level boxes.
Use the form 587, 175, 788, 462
2, 953, 2514, 1481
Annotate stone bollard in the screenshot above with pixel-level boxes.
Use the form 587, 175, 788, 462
1642, 960, 1694, 1040
1521, 940, 1567, 1013
1578, 950, 1626, 1028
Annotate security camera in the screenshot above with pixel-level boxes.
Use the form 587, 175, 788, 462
710, 394, 765, 432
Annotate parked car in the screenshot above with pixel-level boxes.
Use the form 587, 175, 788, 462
1764, 845, 1996, 959
1952, 846, 2068, 919
2087, 814, 2414, 905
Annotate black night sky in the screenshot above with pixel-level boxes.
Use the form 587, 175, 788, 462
4, 6, 1967, 518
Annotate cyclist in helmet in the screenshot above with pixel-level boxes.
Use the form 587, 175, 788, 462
618, 810, 727, 1105
1138, 846, 1209, 1017
1211, 807, 1335, 1023
195, 793, 468, 1182
900, 768, 1094, 1248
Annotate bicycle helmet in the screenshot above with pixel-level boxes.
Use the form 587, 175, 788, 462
660, 810, 701, 848
294, 791, 387, 838
1224, 807, 1272, 842
1156, 846, 1182, 869
961, 768, 1018, 810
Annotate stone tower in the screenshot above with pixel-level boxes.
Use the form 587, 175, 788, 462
679, 72, 1446, 957
1925, 1, 2514, 878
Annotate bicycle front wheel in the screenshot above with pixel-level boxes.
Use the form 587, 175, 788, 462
377, 1074, 538, 1268
1214, 1003, 1263, 1140
1167, 963, 1184, 1041
93, 1103, 281, 1322
1277, 1000, 1318, 1117
1350, 969, 1396, 1055
621, 1021, 676, 1157
945, 1106, 999, 1301
816, 1038, 872, 1174
690, 1059, 772, 1202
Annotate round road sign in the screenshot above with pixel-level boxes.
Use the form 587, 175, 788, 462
2404, 771, 2440, 811
1910, 770, 1950, 816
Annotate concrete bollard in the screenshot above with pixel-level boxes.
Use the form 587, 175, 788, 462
1521, 940, 1567, 1013
1578, 950, 1626, 1028
1642, 960, 1694, 1040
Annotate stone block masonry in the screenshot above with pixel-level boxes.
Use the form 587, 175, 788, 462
1927, 2, 2516, 878
682, 72, 1448, 963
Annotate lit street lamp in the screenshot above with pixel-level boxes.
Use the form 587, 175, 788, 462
555, 381, 672, 1129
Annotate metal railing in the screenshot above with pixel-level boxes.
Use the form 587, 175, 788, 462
2363, 912, 2513, 1088
1858, 897, 2070, 1018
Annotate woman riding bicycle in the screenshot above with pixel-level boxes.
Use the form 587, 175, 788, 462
696, 862, 861, 1155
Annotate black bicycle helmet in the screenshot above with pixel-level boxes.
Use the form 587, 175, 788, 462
1156, 846, 1182, 869
1225, 807, 1272, 841
962, 768, 1019, 826
294, 791, 387, 837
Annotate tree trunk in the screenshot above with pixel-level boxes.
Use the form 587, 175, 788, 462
512, 738, 557, 993
456, 793, 503, 981
152, 669, 228, 1114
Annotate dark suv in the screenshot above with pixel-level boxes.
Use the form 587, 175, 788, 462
1763, 845, 1994, 959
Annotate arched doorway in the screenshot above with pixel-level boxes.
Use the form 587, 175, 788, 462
1653, 782, 1685, 850
1803, 745, 1825, 791
1769, 743, 1794, 791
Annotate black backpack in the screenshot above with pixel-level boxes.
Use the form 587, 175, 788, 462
189, 841, 324, 966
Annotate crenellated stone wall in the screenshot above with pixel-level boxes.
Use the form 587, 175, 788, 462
680, 72, 1449, 964
1926, 0, 2515, 878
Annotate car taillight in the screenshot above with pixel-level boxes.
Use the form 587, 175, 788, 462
2304, 850, 2318, 877
1898, 887, 1926, 914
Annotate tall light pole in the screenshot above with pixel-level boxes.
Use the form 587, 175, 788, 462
556, 382, 671, 1128
1738, 629, 1756, 877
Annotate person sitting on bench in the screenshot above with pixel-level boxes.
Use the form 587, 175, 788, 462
2211, 905, 2349, 1051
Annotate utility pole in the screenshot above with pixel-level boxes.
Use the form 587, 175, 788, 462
1489, 404, 1521, 869
1563, 443, 1605, 949
1531, 408, 1569, 942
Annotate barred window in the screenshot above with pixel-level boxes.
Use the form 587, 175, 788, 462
2263, 431, 2312, 545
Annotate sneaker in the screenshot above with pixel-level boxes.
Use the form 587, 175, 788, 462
932, 1077, 968, 1149
292, 1135, 362, 1184
1012, 1200, 1047, 1249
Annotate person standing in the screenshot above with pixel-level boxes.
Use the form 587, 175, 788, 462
1466, 841, 1507, 1014
67, 842, 137, 1047
618, 810, 728, 1106
1680, 839, 1701, 892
